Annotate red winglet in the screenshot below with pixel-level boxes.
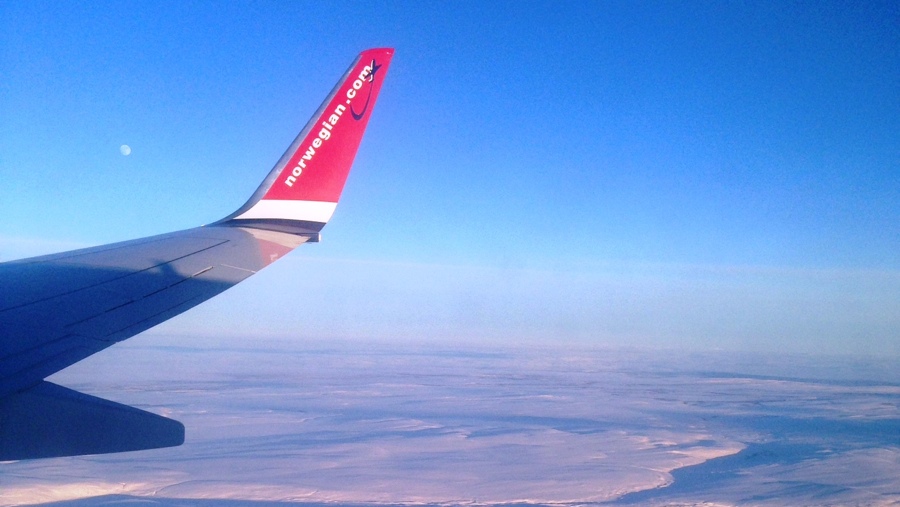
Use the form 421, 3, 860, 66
264, 47, 393, 202
226, 48, 394, 229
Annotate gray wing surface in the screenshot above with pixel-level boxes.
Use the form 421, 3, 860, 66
0, 225, 308, 400
0, 225, 309, 459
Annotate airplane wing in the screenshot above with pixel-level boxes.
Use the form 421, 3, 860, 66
0, 48, 394, 460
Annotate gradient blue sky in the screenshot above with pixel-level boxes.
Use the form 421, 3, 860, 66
1, 1, 897, 355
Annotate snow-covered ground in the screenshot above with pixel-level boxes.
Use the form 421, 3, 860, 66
2, 339, 898, 506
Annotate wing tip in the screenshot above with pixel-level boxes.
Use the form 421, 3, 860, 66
221, 48, 393, 231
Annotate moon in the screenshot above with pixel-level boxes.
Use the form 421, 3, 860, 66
120, 144, 132, 156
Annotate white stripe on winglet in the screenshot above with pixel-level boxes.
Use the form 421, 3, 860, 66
234, 200, 338, 223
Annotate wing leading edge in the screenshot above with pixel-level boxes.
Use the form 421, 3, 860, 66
0, 48, 394, 460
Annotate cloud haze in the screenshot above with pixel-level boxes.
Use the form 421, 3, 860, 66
153, 256, 900, 356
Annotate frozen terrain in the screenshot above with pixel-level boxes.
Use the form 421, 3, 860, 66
1, 338, 898, 506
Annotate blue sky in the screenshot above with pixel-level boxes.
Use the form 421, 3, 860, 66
1, 1, 897, 355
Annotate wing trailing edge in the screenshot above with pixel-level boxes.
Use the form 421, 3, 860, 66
0, 381, 184, 460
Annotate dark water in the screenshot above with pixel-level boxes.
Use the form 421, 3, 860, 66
610, 414, 900, 505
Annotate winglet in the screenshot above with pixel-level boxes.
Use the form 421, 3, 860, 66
220, 48, 394, 234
